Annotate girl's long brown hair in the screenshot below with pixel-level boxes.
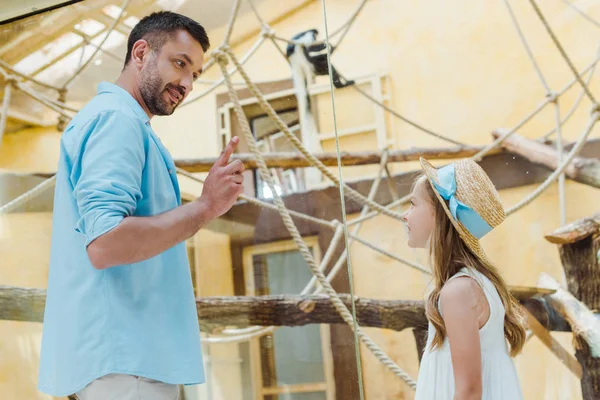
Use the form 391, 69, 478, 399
417, 176, 526, 357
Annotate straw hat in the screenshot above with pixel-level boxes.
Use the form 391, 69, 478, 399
419, 156, 505, 261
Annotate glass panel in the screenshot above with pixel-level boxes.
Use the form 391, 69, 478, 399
265, 251, 326, 388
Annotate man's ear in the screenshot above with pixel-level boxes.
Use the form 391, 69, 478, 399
130, 39, 151, 69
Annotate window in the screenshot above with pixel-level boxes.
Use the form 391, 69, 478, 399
241, 238, 335, 400
251, 109, 306, 199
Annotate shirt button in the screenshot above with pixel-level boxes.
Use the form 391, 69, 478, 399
169, 169, 173, 174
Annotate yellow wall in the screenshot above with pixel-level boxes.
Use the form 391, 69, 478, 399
193, 230, 245, 400
0, 213, 61, 399
2, 0, 600, 399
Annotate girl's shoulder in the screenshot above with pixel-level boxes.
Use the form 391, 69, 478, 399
438, 267, 489, 316
439, 271, 483, 305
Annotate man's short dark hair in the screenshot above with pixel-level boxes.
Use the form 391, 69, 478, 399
124, 11, 210, 68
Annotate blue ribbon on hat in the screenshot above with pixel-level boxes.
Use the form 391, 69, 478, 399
431, 163, 493, 239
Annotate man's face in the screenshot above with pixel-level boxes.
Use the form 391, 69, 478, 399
138, 30, 205, 116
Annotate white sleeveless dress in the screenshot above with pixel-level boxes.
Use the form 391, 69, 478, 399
414, 267, 524, 400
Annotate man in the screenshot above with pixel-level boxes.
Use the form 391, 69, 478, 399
37, 11, 244, 399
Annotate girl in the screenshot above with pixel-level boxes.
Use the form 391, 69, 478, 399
403, 157, 527, 400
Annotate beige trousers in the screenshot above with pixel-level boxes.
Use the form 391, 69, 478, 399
75, 373, 180, 400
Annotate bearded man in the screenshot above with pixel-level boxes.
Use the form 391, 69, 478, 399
38, 11, 245, 400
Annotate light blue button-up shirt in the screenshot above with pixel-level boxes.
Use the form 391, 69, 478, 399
38, 82, 205, 397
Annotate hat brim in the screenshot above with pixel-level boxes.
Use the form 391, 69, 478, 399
419, 156, 489, 262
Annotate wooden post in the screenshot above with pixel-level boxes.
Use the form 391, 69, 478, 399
545, 214, 600, 399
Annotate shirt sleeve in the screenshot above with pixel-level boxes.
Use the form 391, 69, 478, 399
71, 110, 146, 247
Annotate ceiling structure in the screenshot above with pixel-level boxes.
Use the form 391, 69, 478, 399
0, 0, 264, 133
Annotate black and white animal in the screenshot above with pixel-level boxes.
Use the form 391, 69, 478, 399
286, 29, 355, 91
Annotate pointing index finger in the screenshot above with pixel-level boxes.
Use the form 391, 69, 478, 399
217, 136, 240, 166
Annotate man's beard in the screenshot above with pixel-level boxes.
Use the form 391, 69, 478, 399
139, 58, 182, 116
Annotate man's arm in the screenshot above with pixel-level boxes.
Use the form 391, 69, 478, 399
86, 136, 244, 270
72, 111, 244, 270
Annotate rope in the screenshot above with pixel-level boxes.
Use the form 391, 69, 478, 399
29, 86, 79, 113
562, 0, 600, 30
503, 0, 551, 93
541, 56, 598, 140
302, 149, 390, 295
319, 0, 367, 395
181, 35, 267, 108
205, 224, 346, 343
0, 175, 57, 214
471, 98, 549, 162
0, 79, 13, 145
348, 232, 430, 274
223, 0, 243, 44
223, 45, 406, 222
527, 0, 598, 105
0, 0, 594, 383
0, 59, 61, 92
328, 0, 368, 43
266, 0, 369, 47
181, 163, 427, 275
62, 0, 131, 89
17, 82, 75, 119
554, 101, 567, 226
176, 167, 336, 229
0, 68, 79, 116
216, 50, 417, 389
351, 84, 466, 146
348, 194, 410, 226
470, 49, 600, 162
506, 110, 598, 216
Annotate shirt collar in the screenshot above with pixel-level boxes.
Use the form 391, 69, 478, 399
97, 81, 151, 125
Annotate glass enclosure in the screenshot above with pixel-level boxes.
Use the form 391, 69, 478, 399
1, 1, 599, 400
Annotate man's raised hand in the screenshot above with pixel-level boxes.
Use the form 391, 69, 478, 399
198, 136, 245, 219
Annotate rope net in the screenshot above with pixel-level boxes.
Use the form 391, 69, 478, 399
1, 0, 599, 392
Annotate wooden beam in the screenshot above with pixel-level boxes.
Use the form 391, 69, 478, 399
493, 129, 600, 189
218, 149, 570, 243
0, 286, 46, 323
522, 305, 583, 378
0, 285, 576, 334
15, 139, 600, 226
510, 285, 556, 301
175, 146, 500, 173
538, 273, 600, 357
539, 271, 600, 399
545, 213, 600, 245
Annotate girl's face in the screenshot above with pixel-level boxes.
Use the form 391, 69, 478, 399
403, 178, 436, 248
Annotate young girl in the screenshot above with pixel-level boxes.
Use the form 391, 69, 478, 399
403, 157, 527, 400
